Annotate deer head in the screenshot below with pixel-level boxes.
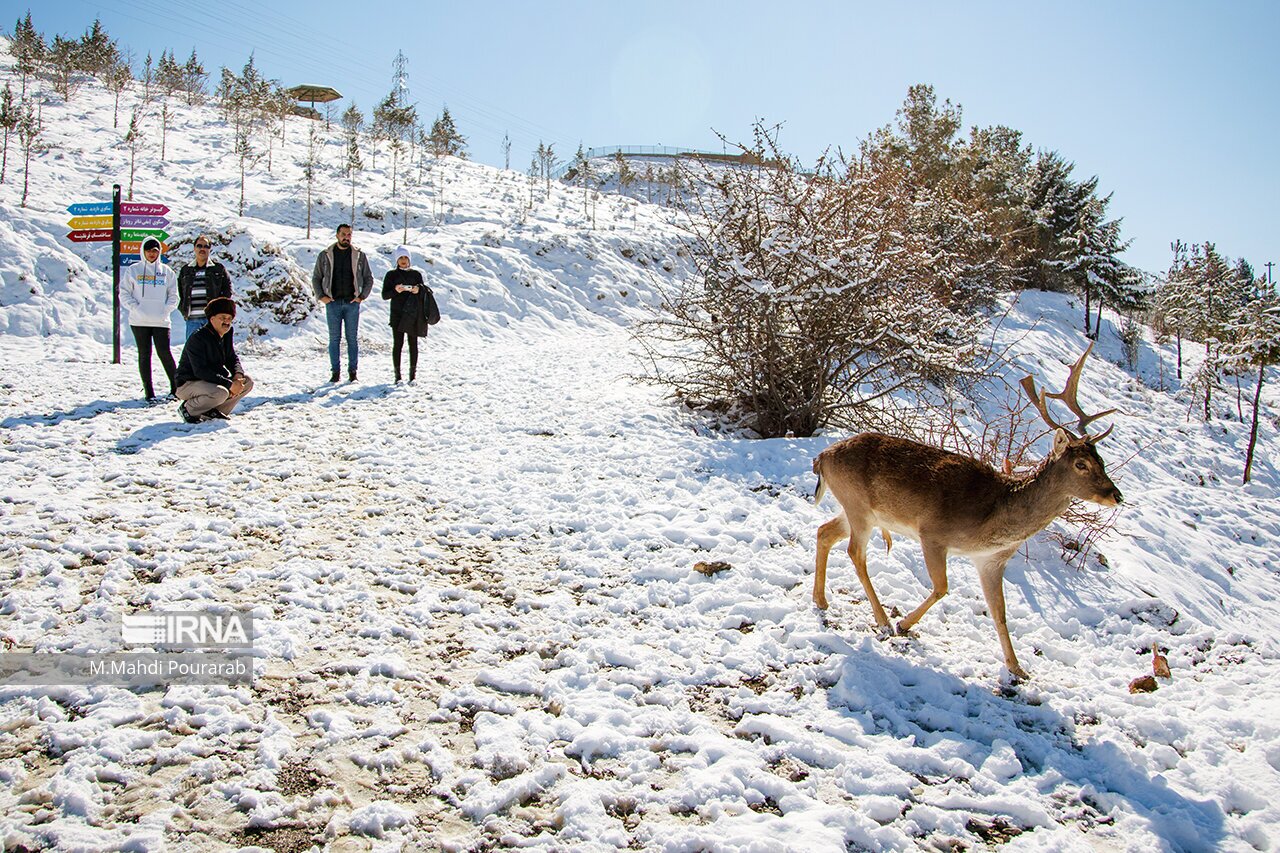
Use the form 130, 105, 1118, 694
1019, 342, 1122, 507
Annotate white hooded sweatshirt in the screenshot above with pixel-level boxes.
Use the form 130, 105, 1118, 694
122, 256, 179, 328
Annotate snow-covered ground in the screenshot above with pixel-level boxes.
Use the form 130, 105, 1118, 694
2, 37, 1280, 853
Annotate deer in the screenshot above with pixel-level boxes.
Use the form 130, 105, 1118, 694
811, 344, 1123, 679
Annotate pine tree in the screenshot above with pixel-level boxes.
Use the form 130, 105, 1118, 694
536, 141, 556, 195
300, 122, 321, 239
235, 121, 254, 216
104, 54, 132, 129
341, 104, 364, 223
572, 144, 592, 216
48, 35, 82, 101
142, 53, 154, 102
15, 97, 45, 207
0, 83, 15, 184
182, 49, 208, 106
1223, 290, 1280, 483
122, 108, 143, 200
12, 13, 45, 96
1058, 195, 1143, 337
155, 49, 183, 99
1021, 151, 1098, 292
527, 155, 538, 209
160, 98, 171, 161
374, 87, 417, 194
428, 106, 466, 158
614, 151, 636, 194
78, 17, 117, 79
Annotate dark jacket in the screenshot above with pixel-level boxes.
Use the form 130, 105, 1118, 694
312, 243, 374, 301
176, 323, 243, 389
177, 261, 233, 319
381, 268, 431, 336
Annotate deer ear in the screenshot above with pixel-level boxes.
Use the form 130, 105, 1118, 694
1052, 428, 1071, 457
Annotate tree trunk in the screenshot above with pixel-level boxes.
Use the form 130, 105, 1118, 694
1242, 364, 1264, 484
1095, 297, 1103, 339
306, 181, 312, 239
1083, 287, 1092, 337
1, 129, 8, 183
1176, 332, 1183, 380
21, 143, 31, 207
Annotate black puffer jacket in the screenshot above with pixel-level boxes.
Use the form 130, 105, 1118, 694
175, 323, 243, 388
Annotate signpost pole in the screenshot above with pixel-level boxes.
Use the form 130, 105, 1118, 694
112, 184, 121, 364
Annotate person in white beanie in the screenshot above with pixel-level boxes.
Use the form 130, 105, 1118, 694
380, 245, 434, 383
121, 236, 179, 401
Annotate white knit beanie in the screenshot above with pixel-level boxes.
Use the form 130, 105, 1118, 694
393, 245, 411, 263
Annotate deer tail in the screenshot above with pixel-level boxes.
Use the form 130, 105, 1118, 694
812, 455, 827, 505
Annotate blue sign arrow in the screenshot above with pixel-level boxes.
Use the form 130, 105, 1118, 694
67, 202, 113, 216
119, 254, 171, 267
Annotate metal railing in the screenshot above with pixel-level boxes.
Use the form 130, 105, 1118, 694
549, 145, 737, 179
550, 144, 814, 180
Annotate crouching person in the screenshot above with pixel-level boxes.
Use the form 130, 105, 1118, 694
175, 297, 254, 423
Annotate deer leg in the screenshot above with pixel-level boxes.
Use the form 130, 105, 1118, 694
897, 542, 949, 634
978, 554, 1029, 679
813, 513, 850, 611
848, 531, 890, 628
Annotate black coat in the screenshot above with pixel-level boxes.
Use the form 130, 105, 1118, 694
177, 261, 233, 318
175, 323, 243, 388
382, 268, 431, 337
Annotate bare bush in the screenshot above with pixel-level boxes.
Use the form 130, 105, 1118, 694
637, 123, 983, 438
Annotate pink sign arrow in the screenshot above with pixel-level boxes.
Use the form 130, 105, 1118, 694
120, 202, 169, 216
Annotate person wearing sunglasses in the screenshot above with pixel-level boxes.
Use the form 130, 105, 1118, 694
177, 234, 233, 341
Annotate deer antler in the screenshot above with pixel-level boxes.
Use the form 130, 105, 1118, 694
1020, 342, 1117, 441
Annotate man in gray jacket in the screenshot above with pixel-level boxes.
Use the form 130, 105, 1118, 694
312, 223, 374, 382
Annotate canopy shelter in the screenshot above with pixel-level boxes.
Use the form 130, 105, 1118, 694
285, 84, 342, 122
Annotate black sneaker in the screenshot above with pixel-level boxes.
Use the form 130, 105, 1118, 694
348, 370, 358, 382
329, 371, 340, 383
178, 403, 201, 424
204, 408, 230, 420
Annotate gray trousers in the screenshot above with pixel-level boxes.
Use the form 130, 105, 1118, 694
176, 376, 254, 416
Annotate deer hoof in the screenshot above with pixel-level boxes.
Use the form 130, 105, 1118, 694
813, 594, 828, 611
894, 621, 911, 637
1007, 665, 1030, 682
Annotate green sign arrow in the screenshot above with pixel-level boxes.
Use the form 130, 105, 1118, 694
120, 229, 171, 242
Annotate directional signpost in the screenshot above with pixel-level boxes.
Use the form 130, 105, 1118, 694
66, 193, 174, 364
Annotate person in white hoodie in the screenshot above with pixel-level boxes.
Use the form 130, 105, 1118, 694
122, 236, 179, 401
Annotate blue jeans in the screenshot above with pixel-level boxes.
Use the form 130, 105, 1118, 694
185, 318, 206, 340
326, 300, 360, 374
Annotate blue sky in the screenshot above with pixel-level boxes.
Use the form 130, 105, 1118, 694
5, 0, 1278, 277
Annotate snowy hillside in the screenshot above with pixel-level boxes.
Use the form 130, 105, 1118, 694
2, 40, 1280, 853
